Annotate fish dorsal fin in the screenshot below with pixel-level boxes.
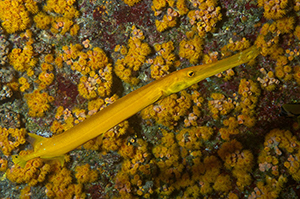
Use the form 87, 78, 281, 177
27, 133, 46, 151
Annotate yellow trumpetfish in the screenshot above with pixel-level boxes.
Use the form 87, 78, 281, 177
12, 45, 260, 167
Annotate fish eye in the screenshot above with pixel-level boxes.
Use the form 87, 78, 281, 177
187, 71, 194, 77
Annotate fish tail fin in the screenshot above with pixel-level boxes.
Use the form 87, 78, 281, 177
12, 133, 47, 168
12, 155, 27, 168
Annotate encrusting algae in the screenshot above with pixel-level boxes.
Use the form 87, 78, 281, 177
1, 0, 300, 198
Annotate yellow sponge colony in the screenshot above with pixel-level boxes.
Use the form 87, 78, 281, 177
8, 44, 37, 73
187, 0, 222, 37
0, 0, 38, 33
77, 66, 113, 99
60, 43, 114, 99
0, 127, 26, 155
236, 79, 260, 128
114, 26, 151, 85
33, 11, 52, 29
258, 0, 288, 19
140, 90, 192, 128
31, 0, 80, 35
155, 8, 178, 32
75, 164, 98, 184
24, 89, 54, 117
150, 41, 179, 79
179, 32, 204, 64
7, 154, 50, 186
122, 0, 142, 6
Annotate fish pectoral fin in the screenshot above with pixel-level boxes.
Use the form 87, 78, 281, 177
43, 155, 65, 167
55, 155, 65, 167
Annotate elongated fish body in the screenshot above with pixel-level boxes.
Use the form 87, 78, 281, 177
12, 45, 260, 167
